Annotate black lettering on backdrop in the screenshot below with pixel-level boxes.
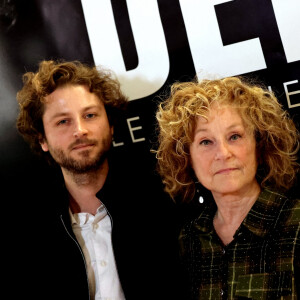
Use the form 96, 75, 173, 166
110, 0, 196, 83
157, 0, 196, 83
215, 0, 286, 67
111, 0, 138, 71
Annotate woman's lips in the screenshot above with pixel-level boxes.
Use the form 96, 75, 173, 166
215, 168, 238, 175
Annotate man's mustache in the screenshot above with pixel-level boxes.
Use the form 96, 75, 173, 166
68, 139, 99, 151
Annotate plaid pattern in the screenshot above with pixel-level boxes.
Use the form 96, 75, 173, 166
179, 188, 300, 299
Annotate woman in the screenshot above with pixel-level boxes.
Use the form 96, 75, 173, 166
155, 76, 300, 299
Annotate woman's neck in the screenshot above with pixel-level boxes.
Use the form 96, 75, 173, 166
212, 182, 261, 245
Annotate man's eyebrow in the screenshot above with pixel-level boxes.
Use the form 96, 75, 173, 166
49, 112, 69, 122
81, 105, 101, 112
49, 105, 102, 120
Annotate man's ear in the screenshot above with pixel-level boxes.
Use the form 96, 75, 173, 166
39, 135, 49, 152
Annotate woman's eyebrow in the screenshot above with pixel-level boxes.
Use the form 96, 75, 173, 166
194, 123, 242, 134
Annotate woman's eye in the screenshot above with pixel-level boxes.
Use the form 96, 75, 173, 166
200, 139, 212, 146
230, 134, 241, 141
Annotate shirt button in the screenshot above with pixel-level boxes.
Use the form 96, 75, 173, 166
220, 289, 224, 296
222, 249, 226, 254
100, 260, 107, 267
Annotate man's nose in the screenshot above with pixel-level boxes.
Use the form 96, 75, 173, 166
73, 119, 88, 138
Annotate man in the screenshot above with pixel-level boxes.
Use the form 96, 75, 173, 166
15, 60, 184, 300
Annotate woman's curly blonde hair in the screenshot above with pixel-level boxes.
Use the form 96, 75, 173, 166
16, 60, 128, 158
155, 76, 299, 202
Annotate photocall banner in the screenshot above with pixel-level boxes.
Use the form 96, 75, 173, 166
0, 0, 299, 192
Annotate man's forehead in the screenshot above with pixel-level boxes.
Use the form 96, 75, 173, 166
42, 86, 104, 117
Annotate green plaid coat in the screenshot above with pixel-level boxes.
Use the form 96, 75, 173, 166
179, 188, 300, 299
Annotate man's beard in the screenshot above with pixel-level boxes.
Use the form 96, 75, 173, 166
48, 137, 111, 174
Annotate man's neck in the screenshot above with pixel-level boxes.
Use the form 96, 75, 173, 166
62, 159, 109, 215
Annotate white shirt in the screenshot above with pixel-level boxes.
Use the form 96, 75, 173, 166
70, 204, 125, 300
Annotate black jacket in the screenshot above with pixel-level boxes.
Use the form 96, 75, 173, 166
11, 158, 186, 300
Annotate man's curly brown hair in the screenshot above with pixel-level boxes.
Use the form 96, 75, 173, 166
16, 60, 128, 158
155, 76, 299, 202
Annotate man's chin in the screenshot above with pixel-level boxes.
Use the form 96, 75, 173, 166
60, 154, 107, 174
73, 149, 93, 158
62, 162, 100, 174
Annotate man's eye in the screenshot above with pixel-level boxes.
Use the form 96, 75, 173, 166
57, 119, 68, 125
85, 113, 95, 119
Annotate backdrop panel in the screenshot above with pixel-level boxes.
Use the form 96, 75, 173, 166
1, 0, 299, 195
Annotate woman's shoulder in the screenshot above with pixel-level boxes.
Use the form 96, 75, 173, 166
263, 187, 300, 229
261, 187, 299, 207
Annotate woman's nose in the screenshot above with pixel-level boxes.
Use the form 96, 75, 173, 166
214, 141, 232, 160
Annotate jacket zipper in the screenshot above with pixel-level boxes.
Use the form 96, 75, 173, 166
60, 214, 91, 300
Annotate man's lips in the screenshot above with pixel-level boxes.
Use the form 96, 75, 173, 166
69, 139, 98, 151
215, 168, 238, 175
72, 143, 94, 150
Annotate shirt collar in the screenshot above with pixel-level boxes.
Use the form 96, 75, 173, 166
193, 199, 217, 234
69, 204, 107, 226
193, 188, 287, 238
241, 188, 287, 237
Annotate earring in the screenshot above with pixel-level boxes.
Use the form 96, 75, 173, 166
196, 186, 204, 204
195, 181, 204, 204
